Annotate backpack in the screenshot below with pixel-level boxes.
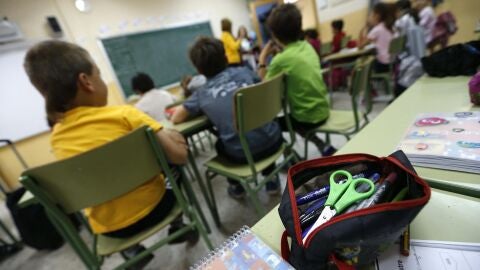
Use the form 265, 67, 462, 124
5, 187, 66, 250
421, 40, 480, 77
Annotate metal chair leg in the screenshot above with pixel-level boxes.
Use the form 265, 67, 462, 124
180, 169, 211, 233
240, 182, 266, 217
205, 171, 221, 227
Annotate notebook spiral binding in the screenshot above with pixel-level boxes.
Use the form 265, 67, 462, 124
190, 225, 250, 270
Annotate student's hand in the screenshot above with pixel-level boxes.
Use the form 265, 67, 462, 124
260, 41, 276, 60
156, 128, 188, 165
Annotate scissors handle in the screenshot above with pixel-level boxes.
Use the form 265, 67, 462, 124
334, 178, 375, 213
325, 170, 353, 207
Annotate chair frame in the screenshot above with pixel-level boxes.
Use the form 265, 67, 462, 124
304, 57, 375, 159
203, 74, 300, 226
371, 35, 407, 95
20, 127, 212, 270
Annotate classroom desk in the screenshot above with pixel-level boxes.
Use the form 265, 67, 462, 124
251, 76, 480, 256
160, 115, 211, 137
161, 116, 216, 230
323, 47, 375, 63
335, 76, 479, 197
251, 189, 480, 255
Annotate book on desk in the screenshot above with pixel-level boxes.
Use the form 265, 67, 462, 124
397, 112, 480, 174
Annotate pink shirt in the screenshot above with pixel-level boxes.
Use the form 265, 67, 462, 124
367, 22, 394, 64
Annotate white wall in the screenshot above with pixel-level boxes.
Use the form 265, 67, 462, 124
0, 0, 252, 84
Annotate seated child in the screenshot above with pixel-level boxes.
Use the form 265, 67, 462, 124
24, 40, 197, 267
304, 28, 321, 56
171, 37, 282, 199
331, 19, 346, 53
258, 4, 335, 156
359, 2, 397, 73
132, 72, 177, 122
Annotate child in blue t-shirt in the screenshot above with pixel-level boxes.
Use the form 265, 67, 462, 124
172, 37, 282, 199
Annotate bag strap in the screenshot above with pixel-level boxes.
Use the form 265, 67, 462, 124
281, 230, 291, 261
329, 254, 356, 270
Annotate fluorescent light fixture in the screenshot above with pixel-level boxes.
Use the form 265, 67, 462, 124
74, 0, 92, 13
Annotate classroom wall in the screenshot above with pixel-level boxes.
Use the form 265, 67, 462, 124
315, 0, 479, 46
0, 0, 253, 189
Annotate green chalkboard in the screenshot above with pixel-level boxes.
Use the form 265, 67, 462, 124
101, 22, 213, 97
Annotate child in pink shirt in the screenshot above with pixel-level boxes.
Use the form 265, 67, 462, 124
360, 3, 397, 73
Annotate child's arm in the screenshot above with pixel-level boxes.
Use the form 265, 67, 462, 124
258, 41, 276, 79
171, 105, 190, 124
156, 128, 188, 164
358, 26, 372, 49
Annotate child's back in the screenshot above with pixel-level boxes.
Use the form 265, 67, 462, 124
51, 105, 165, 233
266, 41, 329, 124
184, 66, 281, 159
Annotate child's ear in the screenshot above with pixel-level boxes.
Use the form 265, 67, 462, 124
77, 72, 94, 93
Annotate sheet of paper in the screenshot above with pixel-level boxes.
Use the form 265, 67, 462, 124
377, 240, 480, 270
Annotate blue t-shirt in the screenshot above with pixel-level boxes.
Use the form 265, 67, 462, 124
183, 67, 282, 159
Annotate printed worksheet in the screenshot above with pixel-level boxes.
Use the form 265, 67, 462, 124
377, 240, 480, 270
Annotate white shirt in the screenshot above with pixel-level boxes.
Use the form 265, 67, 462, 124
419, 6, 436, 44
395, 13, 416, 36
135, 89, 177, 122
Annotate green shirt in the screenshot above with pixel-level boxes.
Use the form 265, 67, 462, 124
266, 41, 329, 124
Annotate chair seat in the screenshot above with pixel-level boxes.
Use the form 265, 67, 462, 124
96, 203, 183, 256
315, 110, 357, 133
204, 144, 285, 178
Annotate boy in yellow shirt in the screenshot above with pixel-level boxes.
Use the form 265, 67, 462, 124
24, 40, 197, 267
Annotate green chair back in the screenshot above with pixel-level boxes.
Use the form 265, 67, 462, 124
320, 42, 332, 56
350, 56, 374, 129
234, 74, 284, 133
341, 35, 351, 49
21, 128, 162, 214
389, 35, 407, 58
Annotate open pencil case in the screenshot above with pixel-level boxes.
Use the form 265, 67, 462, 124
278, 150, 431, 270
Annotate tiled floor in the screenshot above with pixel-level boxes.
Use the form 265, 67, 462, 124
0, 91, 389, 270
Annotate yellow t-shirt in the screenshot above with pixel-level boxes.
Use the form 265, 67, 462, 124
221, 31, 241, 64
51, 105, 166, 234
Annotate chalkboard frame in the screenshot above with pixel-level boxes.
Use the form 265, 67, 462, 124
97, 20, 213, 99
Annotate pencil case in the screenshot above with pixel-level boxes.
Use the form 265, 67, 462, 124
278, 150, 431, 270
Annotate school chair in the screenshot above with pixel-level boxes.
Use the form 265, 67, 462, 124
320, 42, 332, 57
340, 35, 352, 49
203, 74, 299, 226
20, 126, 213, 270
371, 35, 407, 95
303, 56, 374, 159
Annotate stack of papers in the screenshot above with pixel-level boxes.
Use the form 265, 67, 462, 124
377, 240, 480, 270
397, 112, 480, 174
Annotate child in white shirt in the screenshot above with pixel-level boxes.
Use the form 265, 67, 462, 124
131, 73, 177, 122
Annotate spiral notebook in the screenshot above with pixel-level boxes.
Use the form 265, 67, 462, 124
190, 226, 294, 270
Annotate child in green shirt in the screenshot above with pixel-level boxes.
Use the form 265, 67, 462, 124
258, 4, 336, 156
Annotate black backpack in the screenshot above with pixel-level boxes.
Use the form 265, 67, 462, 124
421, 40, 480, 77
5, 187, 66, 250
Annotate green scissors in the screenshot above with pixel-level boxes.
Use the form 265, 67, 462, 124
302, 170, 375, 243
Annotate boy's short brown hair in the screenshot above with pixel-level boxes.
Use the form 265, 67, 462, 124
24, 40, 93, 124
267, 4, 302, 44
189, 37, 227, 78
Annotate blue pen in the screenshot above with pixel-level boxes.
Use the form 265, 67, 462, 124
299, 196, 327, 221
